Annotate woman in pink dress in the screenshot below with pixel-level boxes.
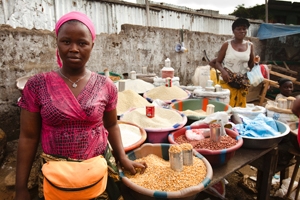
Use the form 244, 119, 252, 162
15, 11, 146, 200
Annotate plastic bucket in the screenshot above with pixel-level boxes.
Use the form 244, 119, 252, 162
168, 124, 243, 166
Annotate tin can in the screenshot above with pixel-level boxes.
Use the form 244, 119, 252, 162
206, 104, 215, 115
118, 80, 126, 92
182, 149, 193, 166
146, 105, 155, 118
209, 122, 221, 142
169, 151, 183, 172
165, 77, 172, 87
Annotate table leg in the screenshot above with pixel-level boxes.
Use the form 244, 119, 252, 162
285, 158, 300, 198
256, 147, 278, 200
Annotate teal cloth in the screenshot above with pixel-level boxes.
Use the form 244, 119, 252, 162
236, 113, 280, 137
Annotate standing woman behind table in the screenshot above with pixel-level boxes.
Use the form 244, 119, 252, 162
15, 11, 146, 200
214, 18, 255, 108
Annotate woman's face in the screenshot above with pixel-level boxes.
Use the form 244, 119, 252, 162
57, 21, 94, 69
233, 25, 248, 40
280, 81, 294, 97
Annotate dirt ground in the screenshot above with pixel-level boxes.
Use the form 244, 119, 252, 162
195, 164, 300, 200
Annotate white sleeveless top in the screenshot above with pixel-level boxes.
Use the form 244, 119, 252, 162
223, 40, 251, 75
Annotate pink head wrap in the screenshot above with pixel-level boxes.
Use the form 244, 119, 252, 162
55, 11, 96, 67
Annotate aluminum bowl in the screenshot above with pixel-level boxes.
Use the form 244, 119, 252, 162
241, 120, 290, 149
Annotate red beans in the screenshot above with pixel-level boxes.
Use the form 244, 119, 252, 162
175, 134, 237, 150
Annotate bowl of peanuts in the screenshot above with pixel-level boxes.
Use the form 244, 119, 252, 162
168, 123, 243, 166
119, 143, 213, 200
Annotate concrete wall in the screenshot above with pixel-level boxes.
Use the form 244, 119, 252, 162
0, 24, 263, 141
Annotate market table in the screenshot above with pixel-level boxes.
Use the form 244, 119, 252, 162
196, 145, 279, 200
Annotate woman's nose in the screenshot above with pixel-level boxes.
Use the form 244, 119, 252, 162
69, 43, 79, 52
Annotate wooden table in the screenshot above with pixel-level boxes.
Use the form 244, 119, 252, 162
196, 146, 279, 200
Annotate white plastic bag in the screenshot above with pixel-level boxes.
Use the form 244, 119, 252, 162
192, 65, 210, 88
247, 64, 264, 87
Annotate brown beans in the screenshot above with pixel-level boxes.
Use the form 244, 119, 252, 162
175, 134, 237, 150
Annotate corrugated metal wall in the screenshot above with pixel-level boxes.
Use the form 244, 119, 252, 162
0, 0, 261, 36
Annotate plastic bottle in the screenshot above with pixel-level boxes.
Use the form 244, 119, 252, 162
161, 58, 174, 78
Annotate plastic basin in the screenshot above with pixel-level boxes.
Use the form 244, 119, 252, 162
143, 89, 191, 104
170, 98, 232, 124
119, 143, 213, 200
118, 121, 147, 152
98, 71, 123, 82
16, 75, 32, 91
168, 124, 243, 166
120, 108, 187, 143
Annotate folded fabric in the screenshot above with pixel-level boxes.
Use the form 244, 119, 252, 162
236, 113, 280, 138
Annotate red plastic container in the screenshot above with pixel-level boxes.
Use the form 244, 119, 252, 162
161, 67, 174, 78
168, 124, 243, 166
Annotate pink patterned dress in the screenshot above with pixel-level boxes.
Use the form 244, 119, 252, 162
18, 71, 117, 160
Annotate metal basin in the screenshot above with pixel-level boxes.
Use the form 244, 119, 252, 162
241, 120, 290, 149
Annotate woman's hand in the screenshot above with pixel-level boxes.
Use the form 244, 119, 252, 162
15, 188, 31, 200
220, 70, 230, 83
119, 157, 147, 175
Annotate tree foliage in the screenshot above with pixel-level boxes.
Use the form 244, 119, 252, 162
229, 4, 266, 21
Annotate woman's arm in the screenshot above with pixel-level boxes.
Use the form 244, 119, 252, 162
292, 95, 300, 117
104, 109, 146, 174
15, 109, 41, 200
215, 42, 230, 82
248, 43, 255, 70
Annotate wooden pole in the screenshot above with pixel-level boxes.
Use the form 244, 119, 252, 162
145, 0, 150, 26
265, 0, 268, 23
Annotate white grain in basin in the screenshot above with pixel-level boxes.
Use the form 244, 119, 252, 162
182, 109, 206, 117
145, 85, 188, 101
119, 124, 142, 148
121, 107, 183, 129
115, 79, 154, 94
117, 90, 151, 115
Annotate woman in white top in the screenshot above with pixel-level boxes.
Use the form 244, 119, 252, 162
214, 18, 255, 107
